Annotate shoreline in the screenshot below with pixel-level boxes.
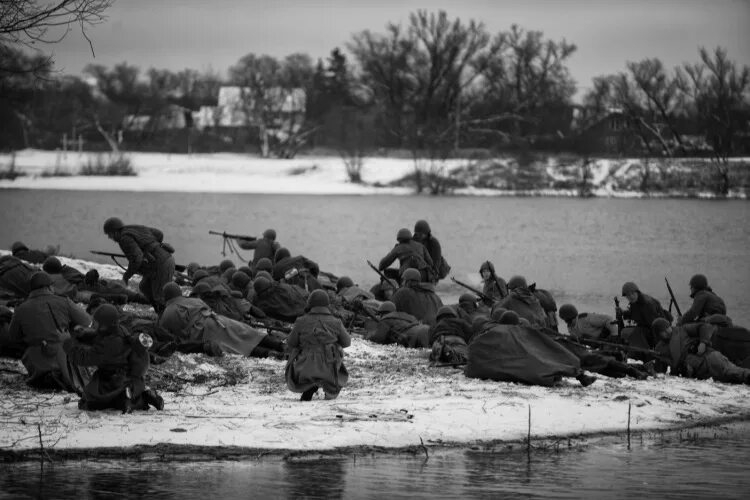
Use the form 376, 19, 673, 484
1, 149, 747, 199
3, 416, 749, 464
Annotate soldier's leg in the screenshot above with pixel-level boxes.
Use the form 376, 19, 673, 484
705, 350, 750, 384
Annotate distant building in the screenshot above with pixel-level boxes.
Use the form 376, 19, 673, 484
192, 86, 307, 131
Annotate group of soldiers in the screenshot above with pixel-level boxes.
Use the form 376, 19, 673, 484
1, 216, 749, 414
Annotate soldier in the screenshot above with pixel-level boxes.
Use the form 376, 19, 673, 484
0, 254, 36, 299
272, 247, 322, 291
102, 217, 176, 313
251, 276, 308, 323
8, 272, 92, 392
365, 301, 428, 347
64, 304, 164, 412
285, 290, 350, 401
678, 274, 727, 325
496, 276, 547, 328
652, 318, 750, 384
236, 229, 281, 267
42, 256, 79, 299
619, 281, 672, 349
479, 261, 508, 302
378, 228, 435, 283
392, 268, 443, 326
413, 220, 450, 282
10, 241, 50, 264
559, 304, 618, 341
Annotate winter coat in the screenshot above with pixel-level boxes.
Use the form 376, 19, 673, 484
428, 316, 473, 344
479, 262, 508, 301
158, 295, 266, 356
0, 255, 35, 298
79, 278, 149, 304
285, 306, 350, 395
60, 265, 85, 285
13, 249, 49, 265
338, 285, 375, 303
378, 240, 435, 282
415, 234, 449, 280
366, 311, 428, 347
49, 273, 78, 300
273, 255, 321, 291
568, 313, 617, 340
64, 324, 149, 410
252, 282, 309, 322
8, 288, 92, 392
117, 225, 172, 279
679, 288, 727, 325
497, 287, 548, 328
392, 282, 443, 326
238, 237, 281, 266
623, 292, 673, 329
465, 324, 581, 386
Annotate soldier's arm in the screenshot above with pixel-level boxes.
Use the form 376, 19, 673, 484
237, 239, 260, 250
378, 246, 399, 270
287, 321, 302, 349
118, 234, 144, 280
150, 227, 164, 243
678, 294, 706, 325
336, 321, 351, 348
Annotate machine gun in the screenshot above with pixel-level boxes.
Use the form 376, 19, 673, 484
208, 230, 257, 241
209, 230, 257, 258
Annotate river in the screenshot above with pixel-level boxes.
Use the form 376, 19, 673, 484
1, 190, 749, 327
1, 425, 749, 499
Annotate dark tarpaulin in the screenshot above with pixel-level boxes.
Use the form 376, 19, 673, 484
465, 324, 580, 386
712, 326, 750, 368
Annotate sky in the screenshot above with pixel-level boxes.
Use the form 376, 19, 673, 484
41, 0, 750, 100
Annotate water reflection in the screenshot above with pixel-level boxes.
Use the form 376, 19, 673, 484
2, 428, 750, 499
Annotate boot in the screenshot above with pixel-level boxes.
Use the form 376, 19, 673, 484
300, 386, 318, 401
143, 389, 164, 411
576, 373, 597, 387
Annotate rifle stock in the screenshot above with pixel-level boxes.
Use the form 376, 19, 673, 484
209, 230, 256, 241
450, 276, 492, 303
90, 251, 186, 273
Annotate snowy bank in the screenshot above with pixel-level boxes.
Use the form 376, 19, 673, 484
2, 254, 750, 462
1, 149, 747, 198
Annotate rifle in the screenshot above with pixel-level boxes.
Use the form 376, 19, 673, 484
485, 261, 508, 299
576, 335, 669, 362
248, 321, 291, 334
665, 276, 683, 316
450, 276, 492, 303
614, 296, 625, 334
208, 230, 257, 241
90, 251, 187, 273
366, 260, 399, 290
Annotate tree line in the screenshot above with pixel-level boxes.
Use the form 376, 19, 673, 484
1, 9, 748, 168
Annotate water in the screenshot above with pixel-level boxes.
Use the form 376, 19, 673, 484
1, 191, 749, 328
1, 427, 750, 499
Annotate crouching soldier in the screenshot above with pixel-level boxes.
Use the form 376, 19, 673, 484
559, 304, 618, 341
64, 304, 164, 412
428, 306, 472, 364
652, 318, 750, 384
286, 290, 350, 401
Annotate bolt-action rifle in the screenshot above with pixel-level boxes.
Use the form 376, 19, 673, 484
450, 276, 493, 303
90, 250, 186, 272
366, 260, 399, 290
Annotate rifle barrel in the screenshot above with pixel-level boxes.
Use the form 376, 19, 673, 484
209, 230, 256, 240
450, 277, 491, 302
664, 276, 683, 316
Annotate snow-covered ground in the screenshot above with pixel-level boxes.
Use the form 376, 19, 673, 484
2, 253, 750, 460
2, 149, 746, 197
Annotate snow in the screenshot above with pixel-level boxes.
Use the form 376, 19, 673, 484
2, 253, 750, 459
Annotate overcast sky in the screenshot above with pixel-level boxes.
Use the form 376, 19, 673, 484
46, 0, 749, 99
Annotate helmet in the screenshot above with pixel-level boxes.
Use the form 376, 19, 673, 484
253, 277, 272, 294
621, 282, 639, 296
559, 304, 578, 322
436, 305, 457, 320
274, 247, 290, 262
84, 269, 100, 286
307, 289, 330, 308
471, 315, 490, 333
192, 269, 209, 286
255, 270, 273, 282
507, 275, 527, 290
378, 301, 396, 314
232, 271, 251, 289
499, 310, 520, 325
186, 262, 201, 277
651, 317, 670, 334
93, 304, 119, 328
262, 229, 276, 240
238, 265, 253, 277
401, 268, 421, 283
414, 220, 431, 235
490, 306, 508, 321
103, 217, 124, 234
11, 241, 28, 254
42, 256, 62, 274
29, 271, 52, 290
219, 259, 235, 273
689, 274, 708, 290
163, 282, 183, 301
190, 282, 211, 296
459, 293, 477, 304
396, 228, 412, 242
336, 276, 354, 292
256, 258, 273, 272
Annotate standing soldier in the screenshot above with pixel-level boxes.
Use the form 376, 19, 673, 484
102, 217, 176, 313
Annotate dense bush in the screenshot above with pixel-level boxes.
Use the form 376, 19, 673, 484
79, 154, 137, 176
